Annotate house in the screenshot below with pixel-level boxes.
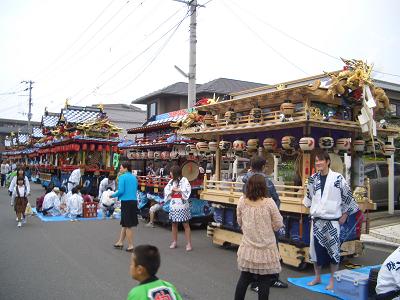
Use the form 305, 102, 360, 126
131, 78, 267, 121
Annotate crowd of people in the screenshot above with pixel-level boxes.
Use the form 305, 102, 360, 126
3, 154, 400, 299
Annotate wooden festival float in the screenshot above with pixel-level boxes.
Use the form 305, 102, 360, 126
35, 104, 121, 196
120, 108, 213, 224
176, 59, 400, 269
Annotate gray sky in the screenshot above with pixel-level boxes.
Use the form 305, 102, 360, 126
1, 0, 399, 122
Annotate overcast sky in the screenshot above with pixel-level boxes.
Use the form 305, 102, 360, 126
1, 0, 399, 122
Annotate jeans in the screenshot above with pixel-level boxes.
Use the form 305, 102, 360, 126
234, 271, 275, 300
1, 174, 5, 187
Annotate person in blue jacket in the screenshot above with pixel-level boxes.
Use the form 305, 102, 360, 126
112, 162, 138, 252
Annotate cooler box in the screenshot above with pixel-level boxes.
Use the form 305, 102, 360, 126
334, 269, 369, 300
82, 202, 98, 218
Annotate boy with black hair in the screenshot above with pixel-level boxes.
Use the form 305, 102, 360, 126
127, 245, 182, 300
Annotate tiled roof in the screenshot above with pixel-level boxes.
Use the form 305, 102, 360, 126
41, 112, 59, 128
131, 78, 266, 104
32, 127, 44, 138
60, 106, 102, 124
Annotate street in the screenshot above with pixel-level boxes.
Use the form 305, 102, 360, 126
0, 183, 393, 300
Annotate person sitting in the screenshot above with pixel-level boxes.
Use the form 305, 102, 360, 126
98, 174, 116, 200
376, 246, 400, 300
42, 187, 61, 216
36, 185, 54, 212
100, 188, 117, 219
145, 198, 165, 228
81, 188, 93, 202
66, 186, 83, 221
59, 186, 68, 214
127, 245, 183, 300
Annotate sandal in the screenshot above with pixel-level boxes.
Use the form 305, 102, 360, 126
113, 244, 123, 249
169, 241, 177, 249
125, 247, 134, 252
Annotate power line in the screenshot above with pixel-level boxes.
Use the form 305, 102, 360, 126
35, 0, 132, 83
33, 0, 117, 80
229, 0, 400, 79
222, 0, 308, 76
100, 9, 189, 95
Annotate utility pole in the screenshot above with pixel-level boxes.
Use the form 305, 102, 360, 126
173, 0, 204, 109
21, 80, 34, 135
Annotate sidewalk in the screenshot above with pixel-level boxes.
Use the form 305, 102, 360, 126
360, 210, 400, 248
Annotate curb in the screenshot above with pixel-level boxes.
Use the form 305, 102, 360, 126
361, 234, 400, 250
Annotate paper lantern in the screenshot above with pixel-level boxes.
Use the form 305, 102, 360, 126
154, 151, 161, 159
105, 145, 110, 152
148, 150, 154, 159
336, 138, 351, 151
280, 100, 295, 115
319, 137, 334, 149
97, 144, 103, 151
224, 109, 237, 124
170, 149, 179, 159
233, 140, 246, 152
250, 107, 262, 123
281, 136, 296, 150
299, 137, 315, 151
203, 113, 215, 126
82, 143, 88, 151
74, 144, 80, 152
263, 138, 277, 151
383, 142, 395, 157
161, 151, 170, 160
353, 139, 365, 152
246, 139, 259, 151
196, 141, 209, 153
186, 144, 197, 154
112, 146, 118, 152
219, 140, 231, 152
208, 141, 218, 152
89, 144, 96, 152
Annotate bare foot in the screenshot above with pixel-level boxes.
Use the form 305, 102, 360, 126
325, 279, 334, 290
307, 278, 321, 286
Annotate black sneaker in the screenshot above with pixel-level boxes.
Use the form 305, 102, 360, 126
271, 279, 288, 288
250, 286, 259, 293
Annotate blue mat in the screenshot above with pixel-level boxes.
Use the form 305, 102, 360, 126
288, 265, 381, 299
32, 208, 120, 222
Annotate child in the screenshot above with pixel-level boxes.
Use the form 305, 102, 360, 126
127, 245, 182, 300
66, 186, 83, 221
12, 176, 29, 228
81, 188, 93, 202
100, 188, 117, 219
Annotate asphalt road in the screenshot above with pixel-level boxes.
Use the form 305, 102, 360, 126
0, 183, 392, 300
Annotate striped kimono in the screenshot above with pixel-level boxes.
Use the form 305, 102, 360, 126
303, 169, 359, 264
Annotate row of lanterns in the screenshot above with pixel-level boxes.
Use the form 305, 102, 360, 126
37, 144, 119, 154
127, 138, 395, 160
202, 100, 296, 126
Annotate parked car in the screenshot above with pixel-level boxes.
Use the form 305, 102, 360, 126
364, 162, 400, 208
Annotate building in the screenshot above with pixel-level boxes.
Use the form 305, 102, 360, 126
92, 104, 146, 139
0, 118, 40, 151
131, 78, 267, 120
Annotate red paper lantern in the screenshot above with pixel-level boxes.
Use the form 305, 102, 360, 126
98, 144, 103, 151
90, 144, 95, 152
105, 145, 110, 152
82, 143, 88, 151
75, 144, 80, 152
112, 146, 118, 152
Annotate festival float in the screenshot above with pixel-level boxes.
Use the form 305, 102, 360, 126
35, 103, 121, 195
175, 59, 400, 269
120, 109, 213, 225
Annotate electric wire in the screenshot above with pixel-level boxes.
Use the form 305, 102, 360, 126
33, 0, 117, 80
221, 0, 309, 76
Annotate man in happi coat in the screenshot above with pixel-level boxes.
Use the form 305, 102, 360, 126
67, 166, 84, 192
303, 150, 359, 290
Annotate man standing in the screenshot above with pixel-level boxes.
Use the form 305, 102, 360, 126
303, 150, 359, 290
98, 174, 116, 199
1, 160, 10, 187
242, 155, 287, 289
67, 166, 85, 192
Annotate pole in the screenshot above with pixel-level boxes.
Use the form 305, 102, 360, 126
388, 136, 394, 214
27, 80, 33, 135
21, 80, 34, 135
188, 0, 197, 108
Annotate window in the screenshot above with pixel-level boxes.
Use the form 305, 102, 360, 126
365, 165, 378, 179
148, 102, 157, 119
378, 164, 389, 177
